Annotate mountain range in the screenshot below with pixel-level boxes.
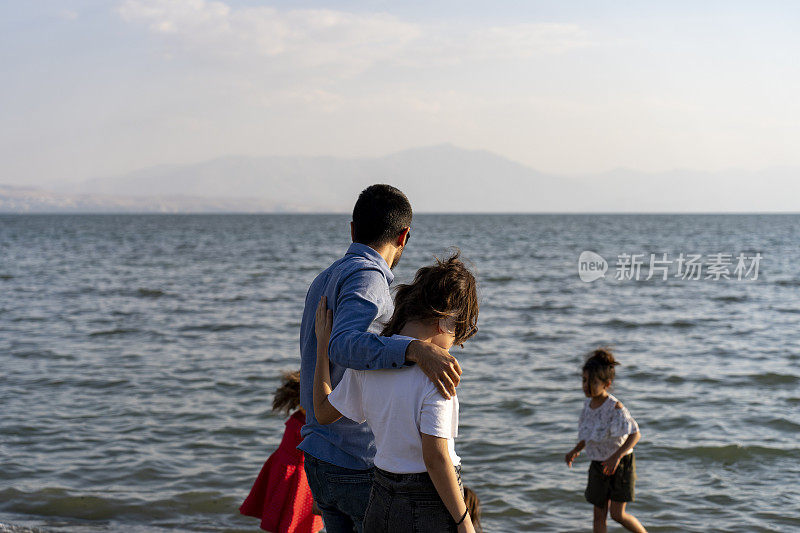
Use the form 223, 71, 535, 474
2, 145, 797, 213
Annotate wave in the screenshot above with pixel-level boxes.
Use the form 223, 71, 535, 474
88, 328, 141, 337
64, 287, 176, 298
0, 487, 239, 523
524, 303, 575, 312
595, 318, 700, 329
9, 349, 75, 360
10, 316, 48, 323
178, 323, 264, 332
650, 373, 725, 386
522, 331, 564, 342
485, 275, 515, 283
0, 523, 44, 533
215, 295, 248, 302
257, 296, 290, 303
658, 443, 799, 462
760, 417, 800, 432
136, 288, 166, 298
745, 372, 799, 386
773, 307, 800, 314
712, 295, 748, 303
22, 376, 131, 390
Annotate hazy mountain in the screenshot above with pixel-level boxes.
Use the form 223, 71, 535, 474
50, 144, 575, 213
8, 145, 800, 213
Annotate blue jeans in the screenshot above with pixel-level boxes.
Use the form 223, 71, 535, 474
304, 452, 374, 533
363, 465, 463, 533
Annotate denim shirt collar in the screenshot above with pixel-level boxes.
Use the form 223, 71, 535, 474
345, 242, 394, 284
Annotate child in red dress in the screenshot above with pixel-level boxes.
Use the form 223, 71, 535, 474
240, 370, 324, 533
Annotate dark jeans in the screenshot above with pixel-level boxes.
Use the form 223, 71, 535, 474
363, 465, 463, 533
303, 452, 374, 533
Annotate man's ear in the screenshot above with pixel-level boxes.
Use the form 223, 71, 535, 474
396, 227, 410, 247
350, 221, 355, 242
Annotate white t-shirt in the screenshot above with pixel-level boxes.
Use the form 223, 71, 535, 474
578, 394, 640, 461
327, 364, 460, 474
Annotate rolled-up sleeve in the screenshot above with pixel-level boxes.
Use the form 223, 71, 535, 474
328, 269, 413, 370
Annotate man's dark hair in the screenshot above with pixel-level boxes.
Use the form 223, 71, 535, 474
352, 184, 412, 245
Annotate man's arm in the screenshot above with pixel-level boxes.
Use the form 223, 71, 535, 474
327, 268, 410, 370
328, 268, 463, 398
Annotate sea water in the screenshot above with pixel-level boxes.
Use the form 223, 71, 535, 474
1, 214, 798, 532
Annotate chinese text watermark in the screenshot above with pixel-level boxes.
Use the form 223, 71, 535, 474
578, 251, 761, 283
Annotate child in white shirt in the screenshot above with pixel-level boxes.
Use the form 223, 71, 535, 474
565, 347, 647, 533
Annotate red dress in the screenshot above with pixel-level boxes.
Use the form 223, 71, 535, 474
240, 411, 324, 533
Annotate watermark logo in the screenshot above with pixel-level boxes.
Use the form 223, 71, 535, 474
578, 251, 608, 282
578, 251, 762, 282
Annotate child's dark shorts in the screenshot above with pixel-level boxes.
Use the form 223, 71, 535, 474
585, 452, 636, 507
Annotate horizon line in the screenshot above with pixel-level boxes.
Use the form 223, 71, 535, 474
3, 211, 799, 216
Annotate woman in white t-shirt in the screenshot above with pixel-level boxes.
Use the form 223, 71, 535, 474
312, 252, 479, 533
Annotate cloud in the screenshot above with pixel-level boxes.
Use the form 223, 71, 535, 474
118, 0, 590, 74
118, 0, 421, 73
410, 22, 591, 66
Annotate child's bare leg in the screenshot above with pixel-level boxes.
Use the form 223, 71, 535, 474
593, 501, 608, 533
609, 501, 647, 533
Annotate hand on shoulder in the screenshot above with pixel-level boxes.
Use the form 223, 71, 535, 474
407, 340, 461, 399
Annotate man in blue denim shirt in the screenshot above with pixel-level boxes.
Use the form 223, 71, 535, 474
299, 184, 462, 532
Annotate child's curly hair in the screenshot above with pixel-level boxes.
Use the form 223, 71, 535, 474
582, 346, 620, 387
272, 369, 301, 414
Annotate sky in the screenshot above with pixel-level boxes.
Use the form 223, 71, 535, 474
2, 1, 799, 187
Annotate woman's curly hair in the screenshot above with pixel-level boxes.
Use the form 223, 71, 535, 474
380, 249, 478, 347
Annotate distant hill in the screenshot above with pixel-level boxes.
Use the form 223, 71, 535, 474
5, 145, 799, 213
48, 144, 572, 213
